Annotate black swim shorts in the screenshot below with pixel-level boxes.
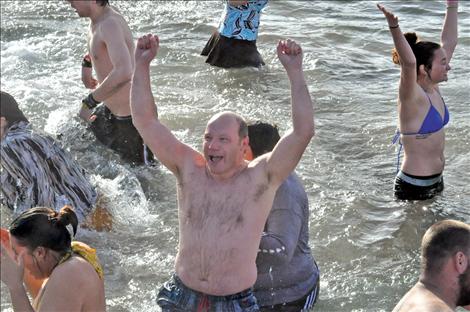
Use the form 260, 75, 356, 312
394, 171, 444, 200
89, 104, 154, 165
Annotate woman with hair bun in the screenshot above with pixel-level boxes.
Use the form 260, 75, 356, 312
377, 1, 459, 200
0, 206, 105, 312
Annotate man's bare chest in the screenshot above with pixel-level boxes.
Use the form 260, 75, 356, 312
178, 175, 271, 231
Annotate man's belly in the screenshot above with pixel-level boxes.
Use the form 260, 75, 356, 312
175, 242, 258, 296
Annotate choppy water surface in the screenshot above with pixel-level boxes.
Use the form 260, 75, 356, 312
1, 1, 469, 311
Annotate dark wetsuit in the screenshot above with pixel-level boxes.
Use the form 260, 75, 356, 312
393, 89, 449, 200
89, 104, 153, 165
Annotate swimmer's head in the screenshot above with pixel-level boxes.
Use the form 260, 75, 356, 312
246, 121, 280, 160
67, 0, 109, 17
392, 33, 444, 79
9, 206, 78, 255
203, 112, 249, 178
8, 206, 78, 279
0, 91, 29, 137
420, 219, 470, 306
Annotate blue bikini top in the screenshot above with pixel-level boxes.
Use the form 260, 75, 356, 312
392, 88, 450, 173
401, 89, 450, 136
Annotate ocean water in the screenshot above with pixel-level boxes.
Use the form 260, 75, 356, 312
1, 1, 469, 311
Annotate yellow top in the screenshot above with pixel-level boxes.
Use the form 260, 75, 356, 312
59, 241, 104, 280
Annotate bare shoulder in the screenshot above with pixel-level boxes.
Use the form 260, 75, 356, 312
38, 256, 104, 311
247, 154, 269, 174
52, 256, 102, 287
98, 10, 130, 36
246, 154, 274, 185
393, 285, 453, 312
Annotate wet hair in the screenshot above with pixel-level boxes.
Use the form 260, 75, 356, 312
248, 121, 280, 157
0, 91, 29, 125
421, 220, 470, 275
96, 0, 109, 6
392, 32, 441, 76
9, 206, 78, 253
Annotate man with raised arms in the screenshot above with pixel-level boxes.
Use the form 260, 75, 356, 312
131, 34, 314, 311
393, 220, 470, 312
67, 0, 152, 164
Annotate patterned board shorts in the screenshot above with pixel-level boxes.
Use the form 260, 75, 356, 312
157, 274, 260, 312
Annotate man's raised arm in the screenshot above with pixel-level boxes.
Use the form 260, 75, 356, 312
266, 40, 315, 185
131, 34, 195, 174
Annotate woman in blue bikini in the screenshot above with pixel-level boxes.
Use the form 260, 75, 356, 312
378, 1, 459, 200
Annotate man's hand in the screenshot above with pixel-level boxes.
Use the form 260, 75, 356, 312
78, 105, 96, 123
82, 67, 98, 89
229, 0, 249, 7
134, 34, 159, 66
447, 0, 458, 6
81, 53, 98, 89
277, 39, 303, 74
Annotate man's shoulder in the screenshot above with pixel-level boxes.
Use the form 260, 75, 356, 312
99, 11, 129, 33
393, 286, 453, 312
247, 154, 269, 171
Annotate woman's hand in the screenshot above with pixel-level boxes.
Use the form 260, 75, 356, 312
377, 3, 399, 28
0, 244, 25, 291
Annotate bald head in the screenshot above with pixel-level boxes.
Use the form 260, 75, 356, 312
421, 220, 470, 274
208, 111, 248, 140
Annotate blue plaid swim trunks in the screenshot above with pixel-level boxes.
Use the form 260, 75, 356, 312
157, 274, 260, 312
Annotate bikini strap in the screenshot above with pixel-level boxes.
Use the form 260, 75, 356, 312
391, 129, 403, 174
57, 251, 73, 267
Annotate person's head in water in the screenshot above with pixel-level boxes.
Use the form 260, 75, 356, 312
246, 121, 280, 160
203, 111, 249, 179
0, 91, 29, 138
392, 32, 450, 83
8, 206, 78, 279
420, 219, 470, 307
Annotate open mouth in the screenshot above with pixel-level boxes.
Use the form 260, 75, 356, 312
209, 155, 223, 163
